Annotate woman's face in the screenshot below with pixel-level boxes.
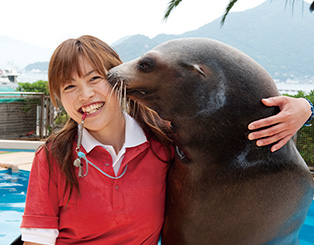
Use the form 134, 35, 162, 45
60, 57, 122, 134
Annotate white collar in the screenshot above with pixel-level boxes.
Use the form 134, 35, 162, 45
81, 111, 147, 154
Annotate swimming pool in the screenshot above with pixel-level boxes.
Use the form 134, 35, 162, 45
301, 199, 314, 245
0, 169, 313, 244
0, 169, 29, 244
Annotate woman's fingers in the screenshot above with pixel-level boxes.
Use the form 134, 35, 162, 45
247, 96, 311, 152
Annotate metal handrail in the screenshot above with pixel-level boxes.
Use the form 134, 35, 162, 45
0, 92, 53, 140
0, 92, 45, 95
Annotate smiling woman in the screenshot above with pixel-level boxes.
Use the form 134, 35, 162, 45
20, 35, 173, 245
59, 57, 123, 143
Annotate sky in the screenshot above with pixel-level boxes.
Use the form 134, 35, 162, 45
1, 0, 272, 49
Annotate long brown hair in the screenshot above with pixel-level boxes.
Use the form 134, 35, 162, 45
46, 35, 173, 199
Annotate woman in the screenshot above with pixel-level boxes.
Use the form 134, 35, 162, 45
21, 35, 173, 244
20, 35, 312, 244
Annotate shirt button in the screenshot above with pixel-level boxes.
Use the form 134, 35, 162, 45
115, 185, 119, 190
105, 163, 110, 167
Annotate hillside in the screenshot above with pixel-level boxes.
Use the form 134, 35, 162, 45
113, 1, 314, 82
1, 1, 313, 82
0, 36, 53, 69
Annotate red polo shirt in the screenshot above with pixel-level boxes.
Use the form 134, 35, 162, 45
21, 136, 168, 244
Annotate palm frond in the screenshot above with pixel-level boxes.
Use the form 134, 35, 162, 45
164, 0, 182, 21
164, 0, 314, 25
221, 0, 238, 26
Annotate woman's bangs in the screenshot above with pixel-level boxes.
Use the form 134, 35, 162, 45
63, 51, 84, 83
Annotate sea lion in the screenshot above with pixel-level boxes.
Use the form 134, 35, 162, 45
107, 38, 314, 244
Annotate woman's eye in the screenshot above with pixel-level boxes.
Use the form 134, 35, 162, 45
90, 76, 102, 82
64, 84, 75, 90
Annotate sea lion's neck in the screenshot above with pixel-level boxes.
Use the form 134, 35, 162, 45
171, 116, 246, 162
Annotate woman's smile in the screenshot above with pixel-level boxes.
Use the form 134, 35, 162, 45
81, 102, 105, 116
59, 56, 125, 142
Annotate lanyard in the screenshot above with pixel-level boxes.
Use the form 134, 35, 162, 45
73, 112, 128, 179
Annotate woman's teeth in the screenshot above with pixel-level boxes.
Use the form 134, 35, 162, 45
81, 102, 104, 115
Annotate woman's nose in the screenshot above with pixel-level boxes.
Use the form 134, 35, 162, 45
78, 84, 95, 101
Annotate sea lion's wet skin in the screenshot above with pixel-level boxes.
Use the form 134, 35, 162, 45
107, 38, 314, 244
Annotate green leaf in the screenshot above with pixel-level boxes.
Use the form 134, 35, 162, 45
221, 0, 238, 26
164, 0, 182, 20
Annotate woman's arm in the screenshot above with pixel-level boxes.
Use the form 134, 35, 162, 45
21, 147, 60, 245
21, 228, 59, 245
248, 96, 312, 152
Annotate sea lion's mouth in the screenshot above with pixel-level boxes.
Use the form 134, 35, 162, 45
107, 72, 159, 101
127, 88, 148, 96
127, 88, 160, 101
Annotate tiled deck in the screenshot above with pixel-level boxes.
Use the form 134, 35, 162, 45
0, 140, 44, 171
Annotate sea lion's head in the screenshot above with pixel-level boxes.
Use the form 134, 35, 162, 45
107, 38, 228, 122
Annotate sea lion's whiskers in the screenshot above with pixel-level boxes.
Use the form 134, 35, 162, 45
120, 80, 127, 111
129, 99, 139, 118
108, 81, 120, 107
118, 79, 129, 112
123, 83, 130, 113
110, 79, 130, 113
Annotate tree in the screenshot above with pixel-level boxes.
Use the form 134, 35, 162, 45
284, 90, 314, 167
164, 0, 314, 25
17, 80, 69, 125
16, 80, 49, 95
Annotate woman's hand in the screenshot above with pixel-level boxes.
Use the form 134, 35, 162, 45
248, 96, 311, 152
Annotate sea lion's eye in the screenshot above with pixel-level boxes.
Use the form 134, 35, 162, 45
138, 57, 154, 72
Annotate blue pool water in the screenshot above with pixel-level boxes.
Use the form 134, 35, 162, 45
0, 169, 29, 244
0, 169, 313, 244
0, 148, 36, 153
301, 199, 314, 245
